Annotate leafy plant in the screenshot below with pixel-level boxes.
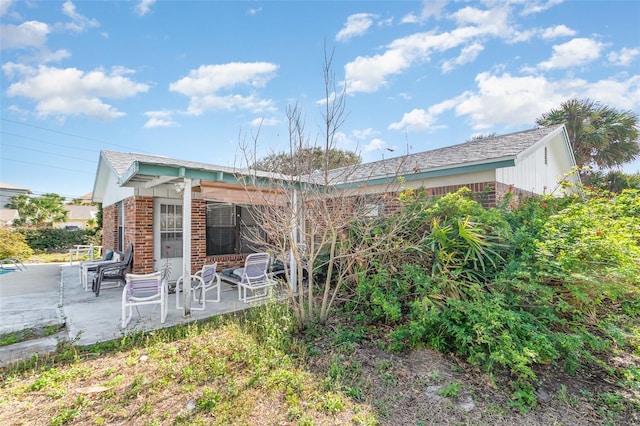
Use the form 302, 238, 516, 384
0, 227, 34, 260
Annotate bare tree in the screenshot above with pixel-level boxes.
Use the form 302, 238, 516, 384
237, 48, 414, 326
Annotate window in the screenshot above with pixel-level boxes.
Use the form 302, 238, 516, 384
160, 204, 183, 258
544, 146, 548, 165
206, 202, 265, 255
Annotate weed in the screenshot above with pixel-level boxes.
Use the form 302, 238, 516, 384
196, 388, 221, 412
437, 382, 461, 398
320, 391, 345, 414
428, 370, 441, 382
556, 384, 579, 407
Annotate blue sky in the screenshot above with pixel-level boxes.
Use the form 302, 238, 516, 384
1, 0, 639, 200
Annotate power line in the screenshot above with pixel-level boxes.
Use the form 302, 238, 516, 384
2, 142, 96, 164
0, 156, 94, 175
1, 131, 97, 153
0, 117, 136, 151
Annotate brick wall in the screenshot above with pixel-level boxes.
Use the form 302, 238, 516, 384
191, 199, 207, 273
101, 203, 119, 252
123, 196, 154, 274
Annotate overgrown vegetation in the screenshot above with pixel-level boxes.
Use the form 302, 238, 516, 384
0, 227, 34, 260
16, 228, 100, 253
349, 187, 640, 413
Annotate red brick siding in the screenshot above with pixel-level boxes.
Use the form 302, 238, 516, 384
123, 196, 154, 274
101, 203, 119, 252
380, 181, 531, 211
191, 199, 207, 273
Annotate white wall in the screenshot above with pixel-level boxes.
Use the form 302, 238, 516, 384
496, 132, 576, 196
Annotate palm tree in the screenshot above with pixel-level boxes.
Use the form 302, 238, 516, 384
536, 99, 639, 171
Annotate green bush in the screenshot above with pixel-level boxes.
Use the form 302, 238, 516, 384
16, 228, 100, 252
0, 228, 34, 259
346, 187, 640, 409
535, 189, 640, 314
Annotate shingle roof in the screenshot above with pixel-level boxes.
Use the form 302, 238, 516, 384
0, 182, 32, 193
99, 125, 566, 189
325, 125, 565, 183
100, 151, 283, 183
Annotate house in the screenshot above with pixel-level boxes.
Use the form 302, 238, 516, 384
92, 124, 579, 285
0, 182, 32, 227
326, 124, 579, 207
59, 204, 99, 230
0, 208, 19, 227
0, 182, 32, 207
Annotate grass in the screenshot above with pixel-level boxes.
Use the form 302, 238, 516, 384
1, 301, 638, 425
0, 325, 62, 347
28, 251, 84, 264
0, 307, 377, 426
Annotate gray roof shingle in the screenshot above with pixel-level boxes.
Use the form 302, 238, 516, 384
324, 125, 564, 183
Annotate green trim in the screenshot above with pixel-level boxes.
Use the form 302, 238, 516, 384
120, 162, 299, 189
334, 159, 515, 189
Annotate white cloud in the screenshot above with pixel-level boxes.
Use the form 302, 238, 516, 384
540, 24, 576, 39
536, 38, 604, 71
61, 1, 99, 33
0, 0, 13, 17
441, 42, 484, 73
363, 138, 387, 152
336, 13, 377, 42
418, 72, 640, 130
3, 63, 149, 121
170, 62, 278, 115
143, 110, 179, 128
520, 0, 564, 16
388, 108, 438, 131
401, 0, 447, 24
250, 117, 279, 127
608, 47, 640, 67
352, 127, 377, 140
0, 20, 50, 49
170, 62, 278, 95
134, 0, 156, 17
345, 4, 516, 93
579, 75, 640, 110
247, 6, 262, 16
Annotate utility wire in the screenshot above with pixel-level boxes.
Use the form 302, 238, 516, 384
1, 131, 98, 153
0, 117, 136, 152
0, 156, 94, 175
2, 142, 96, 164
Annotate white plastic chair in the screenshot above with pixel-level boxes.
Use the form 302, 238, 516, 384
79, 250, 121, 291
176, 262, 221, 311
237, 253, 277, 303
121, 271, 167, 328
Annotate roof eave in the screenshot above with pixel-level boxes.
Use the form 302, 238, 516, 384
335, 158, 516, 189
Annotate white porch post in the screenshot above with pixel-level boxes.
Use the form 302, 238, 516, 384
182, 177, 192, 317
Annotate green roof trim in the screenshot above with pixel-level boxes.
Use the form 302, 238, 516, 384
334, 159, 515, 189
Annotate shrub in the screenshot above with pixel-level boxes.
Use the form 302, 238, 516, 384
535, 189, 640, 315
0, 228, 34, 259
16, 228, 100, 252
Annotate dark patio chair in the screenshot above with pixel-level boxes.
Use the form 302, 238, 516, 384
92, 243, 134, 296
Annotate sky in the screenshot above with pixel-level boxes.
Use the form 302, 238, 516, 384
1, 0, 639, 201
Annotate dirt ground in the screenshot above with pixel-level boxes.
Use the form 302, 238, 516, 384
307, 331, 640, 426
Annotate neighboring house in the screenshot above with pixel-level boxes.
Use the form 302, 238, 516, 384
0, 182, 32, 227
59, 205, 99, 230
92, 125, 579, 282
0, 182, 32, 208
0, 208, 19, 227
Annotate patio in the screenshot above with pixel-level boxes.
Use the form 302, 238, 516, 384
61, 264, 266, 347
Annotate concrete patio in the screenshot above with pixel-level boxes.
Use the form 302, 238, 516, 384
0, 262, 264, 366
